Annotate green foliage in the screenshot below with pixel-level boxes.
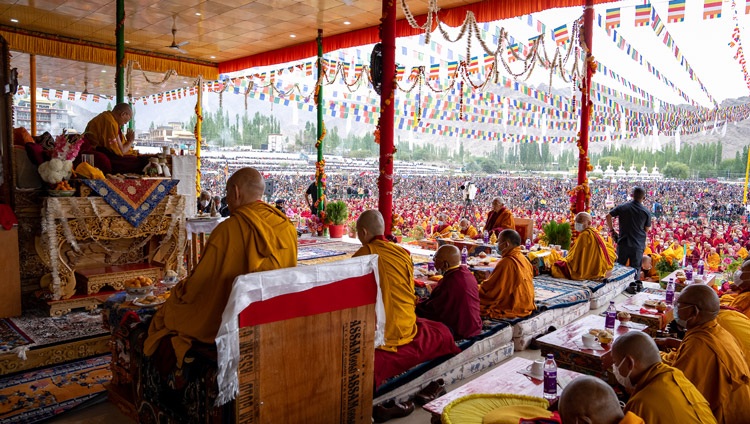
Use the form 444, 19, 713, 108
540, 221, 572, 250
655, 256, 680, 277
324, 200, 349, 225
662, 162, 690, 179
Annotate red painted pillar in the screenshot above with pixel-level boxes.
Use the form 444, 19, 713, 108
577, 0, 595, 213
379, 0, 396, 234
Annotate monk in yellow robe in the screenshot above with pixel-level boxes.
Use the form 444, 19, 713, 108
479, 229, 535, 319
458, 218, 478, 239
144, 168, 298, 366
433, 213, 452, 238
83, 103, 136, 156
656, 285, 750, 424
354, 210, 459, 391
560, 376, 646, 424
551, 212, 615, 280
716, 308, 750, 367
720, 261, 750, 318
640, 255, 660, 282
738, 246, 748, 260
483, 197, 515, 235
612, 332, 715, 424
706, 247, 721, 271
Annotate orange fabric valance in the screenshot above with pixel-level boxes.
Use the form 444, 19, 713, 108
219, 0, 616, 73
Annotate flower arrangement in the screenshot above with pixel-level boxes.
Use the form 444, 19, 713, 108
409, 225, 426, 240
655, 256, 680, 279
306, 214, 326, 236
38, 133, 84, 185
723, 255, 743, 277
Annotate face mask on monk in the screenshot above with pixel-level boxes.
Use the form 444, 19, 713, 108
674, 303, 695, 328
200, 200, 209, 207
574, 222, 585, 232
612, 356, 635, 391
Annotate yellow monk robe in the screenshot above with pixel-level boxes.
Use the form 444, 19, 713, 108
670, 318, 750, 424
706, 252, 721, 271
716, 309, 750, 367
551, 227, 615, 280
84, 111, 130, 156
144, 202, 298, 366
479, 246, 535, 319
721, 291, 750, 318
625, 362, 716, 424
353, 238, 417, 351
435, 224, 453, 238
487, 208, 515, 233
738, 247, 748, 260
619, 412, 645, 424
460, 225, 478, 239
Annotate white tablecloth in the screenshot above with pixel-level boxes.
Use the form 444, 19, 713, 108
186, 217, 226, 236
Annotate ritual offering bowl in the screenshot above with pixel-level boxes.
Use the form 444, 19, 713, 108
616, 311, 631, 323
48, 189, 76, 197
124, 276, 154, 299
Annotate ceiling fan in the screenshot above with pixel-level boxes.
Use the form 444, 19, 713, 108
166, 16, 189, 54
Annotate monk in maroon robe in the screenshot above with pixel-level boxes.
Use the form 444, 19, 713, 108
483, 197, 515, 235
417, 245, 482, 340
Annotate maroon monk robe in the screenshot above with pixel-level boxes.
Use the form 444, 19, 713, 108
416, 265, 482, 340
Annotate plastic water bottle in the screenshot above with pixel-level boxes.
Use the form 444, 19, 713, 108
697, 259, 705, 276
685, 264, 693, 281
666, 278, 675, 305
543, 354, 558, 400
483, 230, 489, 244
428, 254, 435, 272
461, 247, 468, 265
525, 238, 532, 250
605, 301, 617, 332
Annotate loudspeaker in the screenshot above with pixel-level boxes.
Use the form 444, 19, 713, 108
264, 180, 275, 197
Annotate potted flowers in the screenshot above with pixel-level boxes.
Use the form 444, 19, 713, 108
324, 200, 349, 238
347, 220, 357, 238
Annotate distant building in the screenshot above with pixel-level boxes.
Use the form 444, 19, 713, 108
267, 134, 286, 152
140, 122, 195, 147
13, 96, 76, 134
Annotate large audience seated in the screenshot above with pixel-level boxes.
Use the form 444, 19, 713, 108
478, 229, 535, 319
551, 211, 615, 280
144, 167, 298, 366
415, 245, 482, 340
657, 285, 750, 423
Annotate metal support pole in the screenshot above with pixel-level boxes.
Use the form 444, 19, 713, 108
115, 0, 125, 105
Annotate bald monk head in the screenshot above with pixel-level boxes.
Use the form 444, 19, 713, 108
575, 212, 592, 231
559, 376, 624, 424
225, 167, 265, 214
736, 259, 750, 290
112, 103, 133, 126
641, 255, 653, 270
356, 209, 385, 245
459, 218, 471, 231
611, 332, 662, 392
675, 284, 720, 329
498, 229, 521, 255
434, 245, 460, 273
491, 197, 505, 212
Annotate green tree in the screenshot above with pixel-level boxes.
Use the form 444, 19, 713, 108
662, 162, 690, 179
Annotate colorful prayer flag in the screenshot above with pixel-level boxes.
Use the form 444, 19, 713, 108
635, 3, 652, 26
667, 0, 686, 23
703, 0, 722, 20
68, 91, 75, 101
605, 8, 621, 29
553, 24, 569, 46
428, 62, 440, 80
651, 12, 665, 36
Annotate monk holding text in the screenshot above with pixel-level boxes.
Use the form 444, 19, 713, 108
144, 168, 298, 366
479, 229, 535, 319
551, 212, 615, 280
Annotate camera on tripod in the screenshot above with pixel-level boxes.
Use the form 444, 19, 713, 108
460, 182, 477, 202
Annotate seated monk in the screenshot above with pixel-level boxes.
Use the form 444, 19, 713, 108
458, 218, 478, 239
479, 229, 535, 319
716, 307, 750, 367
483, 197, 515, 236
560, 376, 646, 424
416, 245, 482, 340
706, 247, 721, 271
433, 213, 452, 238
656, 285, 750, 424
353, 210, 459, 390
551, 212, 615, 280
144, 168, 298, 367
720, 260, 750, 318
83, 103, 148, 173
640, 255, 660, 282
612, 332, 715, 424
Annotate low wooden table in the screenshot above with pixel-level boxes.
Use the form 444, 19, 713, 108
660, 270, 718, 288
536, 315, 648, 380
616, 290, 673, 334
423, 357, 585, 423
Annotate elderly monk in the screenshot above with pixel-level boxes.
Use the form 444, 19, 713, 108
353, 210, 459, 388
434, 213, 452, 237
656, 285, 750, 424
479, 229, 535, 319
720, 260, 750, 318
144, 168, 298, 366
84, 103, 135, 156
483, 197, 515, 236
560, 376, 645, 424
640, 255, 660, 282
551, 212, 615, 280
611, 332, 715, 424
458, 218, 478, 239
416, 245, 482, 339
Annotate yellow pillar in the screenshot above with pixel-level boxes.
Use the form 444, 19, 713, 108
194, 77, 203, 196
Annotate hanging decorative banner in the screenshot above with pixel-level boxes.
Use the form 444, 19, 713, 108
730, 0, 750, 93
704, 0, 723, 19
605, 8, 621, 29
553, 24, 569, 46
668, 0, 687, 23
635, 3, 652, 26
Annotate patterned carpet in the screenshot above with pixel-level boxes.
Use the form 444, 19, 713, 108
0, 321, 31, 354
297, 247, 347, 261
1, 309, 108, 353
0, 354, 111, 423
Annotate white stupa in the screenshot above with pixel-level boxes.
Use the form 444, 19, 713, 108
616, 162, 627, 179
639, 162, 650, 179
627, 162, 639, 179
651, 162, 662, 180
593, 160, 603, 175
604, 161, 616, 179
